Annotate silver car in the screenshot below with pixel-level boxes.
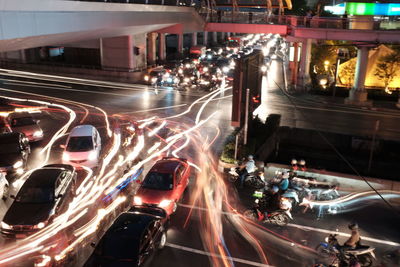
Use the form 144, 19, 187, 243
8, 112, 43, 142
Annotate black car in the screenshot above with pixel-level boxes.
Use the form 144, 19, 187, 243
0, 132, 30, 177
85, 207, 169, 267
1, 164, 77, 239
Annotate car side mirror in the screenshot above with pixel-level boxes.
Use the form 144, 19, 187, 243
60, 144, 66, 149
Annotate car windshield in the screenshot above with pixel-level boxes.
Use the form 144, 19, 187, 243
142, 172, 173, 191
11, 117, 35, 127
0, 143, 20, 153
67, 136, 93, 152
16, 187, 54, 203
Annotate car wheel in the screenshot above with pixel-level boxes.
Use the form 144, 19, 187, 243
158, 231, 167, 249
2, 184, 9, 200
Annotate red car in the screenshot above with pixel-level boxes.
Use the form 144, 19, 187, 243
133, 157, 190, 215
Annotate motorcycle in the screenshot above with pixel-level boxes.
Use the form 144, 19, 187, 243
316, 234, 375, 267
228, 167, 264, 189
243, 192, 293, 226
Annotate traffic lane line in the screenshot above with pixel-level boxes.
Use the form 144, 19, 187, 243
165, 243, 274, 267
286, 223, 400, 247
1, 79, 72, 88
178, 204, 400, 247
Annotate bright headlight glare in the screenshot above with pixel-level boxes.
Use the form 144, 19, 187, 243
62, 152, 70, 162
33, 130, 43, 137
1, 222, 11, 229
88, 151, 97, 161
144, 75, 149, 81
134, 196, 142, 205
13, 160, 23, 169
158, 199, 172, 208
34, 222, 46, 229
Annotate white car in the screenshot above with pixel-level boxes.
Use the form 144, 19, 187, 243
62, 125, 101, 169
8, 112, 43, 142
0, 171, 9, 200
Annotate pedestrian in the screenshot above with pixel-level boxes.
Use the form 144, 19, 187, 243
342, 11, 348, 29
306, 10, 313, 27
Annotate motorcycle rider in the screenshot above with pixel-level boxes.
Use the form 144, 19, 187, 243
279, 172, 290, 192
263, 185, 281, 218
239, 155, 257, 188
291, 159, 298, 171
299, 159, 307, 171
339, 223, 361, 262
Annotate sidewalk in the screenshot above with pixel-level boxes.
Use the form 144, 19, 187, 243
298, 92, 400, 114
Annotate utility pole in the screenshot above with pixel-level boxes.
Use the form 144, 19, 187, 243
244, 88, 250, 145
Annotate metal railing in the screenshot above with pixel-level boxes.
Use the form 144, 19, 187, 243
71, 0, 198, 7
202, 11, 400, 31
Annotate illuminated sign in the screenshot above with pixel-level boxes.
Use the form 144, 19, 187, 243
326, 3, 400, 16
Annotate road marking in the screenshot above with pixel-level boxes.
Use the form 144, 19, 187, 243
178, 204, 400, 247
287, 223, 400, 247
2, 79, 71, 88
166, 243, 274, 267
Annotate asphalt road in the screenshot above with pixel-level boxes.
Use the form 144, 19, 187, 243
0, 65, 398, 267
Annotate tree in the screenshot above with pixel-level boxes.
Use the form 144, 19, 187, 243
374, 51, 400, 93
338, 59, 356, 87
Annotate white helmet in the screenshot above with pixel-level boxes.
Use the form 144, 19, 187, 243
282, 172, 289, 179
248, 155, 254, 160
299, 159, 306, 166
291, 159, 297, 165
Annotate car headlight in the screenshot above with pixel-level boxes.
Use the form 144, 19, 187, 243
203, 67, 209, 72
151, 77, 157, 83
33, 130, 43, 137
185, 64, 191, 68
178, 69, 183, 74
222, 67, 229, 73
184, 77, 190, 83
13, 160, 23, 169
1, 222, 11, 230
166, 77, 173, 83
144, 75, 149, 81
62, 152, 70, 162
158, 199, 172, 208
88, 151, 97, 161
33, 222, 46, 229
134, 196, 142, 205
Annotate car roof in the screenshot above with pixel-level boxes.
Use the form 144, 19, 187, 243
24, 168, 65, 188
108, 212, 156, 238
70, 125, 96, 137
0, 132, 22, 143
149, 159, 181, 173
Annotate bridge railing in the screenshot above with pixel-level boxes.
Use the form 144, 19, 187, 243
202, 11, 400, 31
71, 0, 197, 7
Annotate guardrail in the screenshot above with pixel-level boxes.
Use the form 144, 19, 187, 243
71, 0, 198, 7
202, 11, 400, 31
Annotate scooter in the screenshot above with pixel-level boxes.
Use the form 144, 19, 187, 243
243, 192, 293, 226
228, 167, 260, 188
316, 234, 375, 267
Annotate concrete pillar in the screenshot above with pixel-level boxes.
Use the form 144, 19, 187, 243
203, 31, 208, 46
191, 32, 198, 46
298, 38, 312, 85
158, 33, 166, 61
212, 32, 218, 44
345, 46, 371, 105
220, 32, 226, 42
177, 33, 183, 54
291, 42, 299, 85
100, 35, 133, 70
147, 32, 157, 65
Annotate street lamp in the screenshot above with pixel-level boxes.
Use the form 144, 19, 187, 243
261, 65, 267, 73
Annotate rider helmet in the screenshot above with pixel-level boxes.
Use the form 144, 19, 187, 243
299, 159, 306, 166
348, 222, 358, 230
271, 185, 279, 193
248, 155, 254, 160
291, 159, 297, 165
282, 172, 289, 179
